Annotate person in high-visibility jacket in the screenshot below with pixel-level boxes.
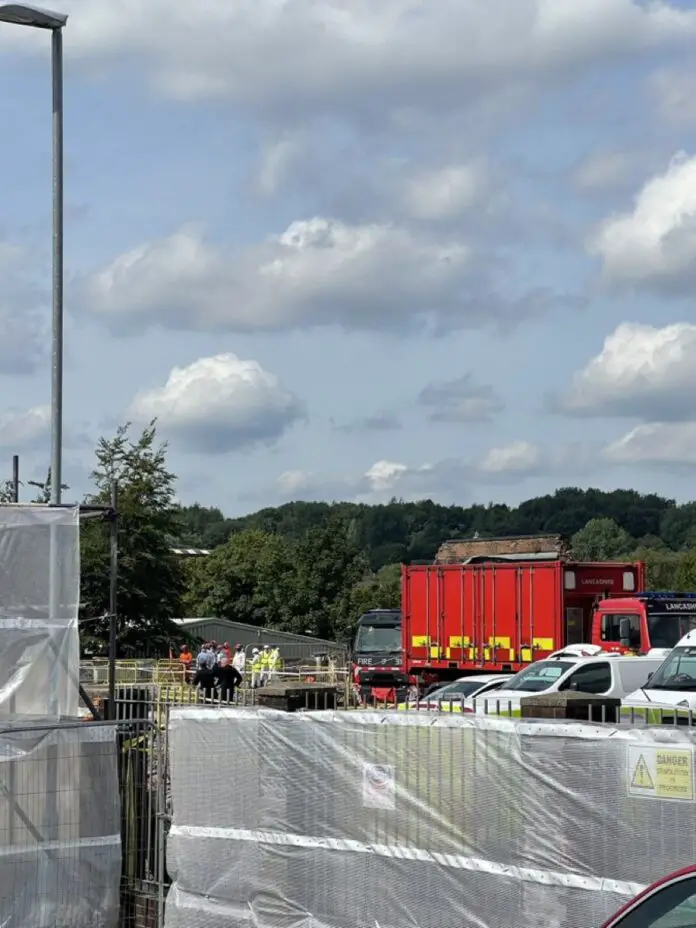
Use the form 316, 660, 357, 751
250, 647, 263, 688
268, 646, 281, 682
259, 644, 272, 686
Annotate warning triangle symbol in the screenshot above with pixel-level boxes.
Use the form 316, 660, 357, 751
631, 755, 655, 790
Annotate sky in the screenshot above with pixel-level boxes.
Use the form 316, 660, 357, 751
2, 0, 696, 515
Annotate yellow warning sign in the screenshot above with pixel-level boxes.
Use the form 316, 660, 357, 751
627, 746, 695, 801
655, 750, 694, 800
630, 755, 654, 790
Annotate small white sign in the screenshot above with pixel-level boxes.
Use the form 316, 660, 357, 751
362, 763, 395, 810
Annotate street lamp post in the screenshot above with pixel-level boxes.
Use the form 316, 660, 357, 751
0, 4, 67, 505
0, 4, 69, 734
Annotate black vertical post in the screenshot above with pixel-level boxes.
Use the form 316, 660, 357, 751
107, 482, 118, 720
11, 455, 18, 502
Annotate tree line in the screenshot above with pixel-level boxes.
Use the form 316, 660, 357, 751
4, 422, 696, 655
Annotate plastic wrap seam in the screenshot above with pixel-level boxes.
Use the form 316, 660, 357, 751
169, 825, 645, 897
0, 834, 120, 859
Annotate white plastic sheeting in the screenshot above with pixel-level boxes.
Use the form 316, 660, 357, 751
0, 506, 80, 718
0, 721, 121, 927
166, 707, 696, 928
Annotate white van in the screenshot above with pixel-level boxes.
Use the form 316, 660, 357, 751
623, 629, 696, 722
468, 653, 663, 717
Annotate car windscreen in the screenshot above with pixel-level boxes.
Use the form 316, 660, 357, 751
647, 646, 696, 690
502, 661, 575, 693
425, 680, 488, 700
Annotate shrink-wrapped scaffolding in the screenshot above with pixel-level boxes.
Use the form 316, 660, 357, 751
0, 722, 121, 927
166, 708, 696, 928
0, 505, 80, 718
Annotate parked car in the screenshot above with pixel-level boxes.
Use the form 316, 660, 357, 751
400, 674, 512, 711
466, 654, 664, 716
598, 864, 696, 926
623, 628, 696, 723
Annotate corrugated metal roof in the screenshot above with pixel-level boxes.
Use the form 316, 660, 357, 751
462, 552, 561, 563
172, 617, 340, 648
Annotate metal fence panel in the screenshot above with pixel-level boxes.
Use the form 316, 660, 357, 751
116, 717, 167, 928
0, 720, 121, 927
164, 707, 696, 928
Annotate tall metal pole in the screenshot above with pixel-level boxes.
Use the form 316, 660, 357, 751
11, 455, 18, 503
50, 25, 63, 506
47, 25, 64, 859
107, 482, 118, 719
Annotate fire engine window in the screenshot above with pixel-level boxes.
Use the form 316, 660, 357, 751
601, 613, 640, 644
560, 662, 612, 695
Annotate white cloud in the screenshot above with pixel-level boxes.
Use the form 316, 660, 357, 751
418, 374, 504, 422
276, 470, 313, 495
571, 151, 634, 192
0, 405, 90, 458
0, 406, 50, 451
246, 439, 591, 506
400, 163, 487, 220
476, 441, 542, 475
256, 132, 306, 197
336, 411, 402, 433
603, 422, 696, 467
6, 1, 695, 119
364, 460, 411, 492
0, 242, 45, 375
76, 218, 486, 334
127, 353, 305, 454
0, 307, 43, 375
588, 152, 696, 292
559, 322, 696, 421
78, 218, 576, 336
649, 67, 696, 128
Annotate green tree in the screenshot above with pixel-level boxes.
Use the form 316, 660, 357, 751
176, 503, 234, 548
571, 517, 634, 561
293, 515, 371, 639
27, 468, 69, 503
348, 563, 401, 616
660, 503, 696, 550
672, 550, 696, 592
636, 547, 680, 590
215, 488, 682, 568
80, 422, 184, 656
182, 529, 298, 628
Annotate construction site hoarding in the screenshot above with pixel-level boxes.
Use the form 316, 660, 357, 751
165, 706, 696, 928
0, 505, 80, 718
0, 721, 121, 927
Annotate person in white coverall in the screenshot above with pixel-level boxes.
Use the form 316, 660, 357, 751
232, 643, 246, 677
250, 647, 262, 688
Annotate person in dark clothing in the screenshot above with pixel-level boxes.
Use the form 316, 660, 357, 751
216, 654, 243, 702
193, 642, 217, 699
193, 664, 216, 699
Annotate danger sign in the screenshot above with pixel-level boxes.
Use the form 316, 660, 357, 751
627, 745, 695, 802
